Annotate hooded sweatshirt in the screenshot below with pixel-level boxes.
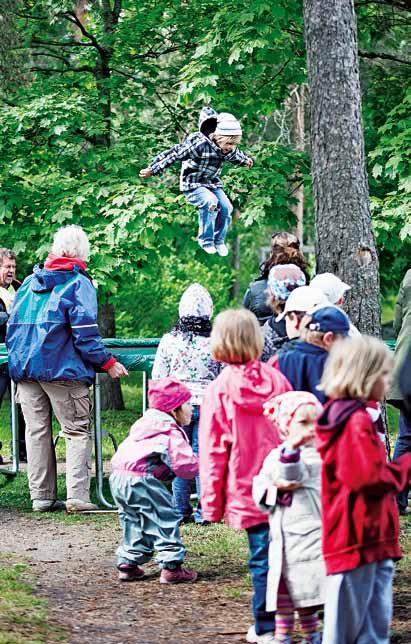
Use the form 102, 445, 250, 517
199, 360, 292, 529
151, 284, 221, 404
316, 399, 411, 575
6, 260, 114, 384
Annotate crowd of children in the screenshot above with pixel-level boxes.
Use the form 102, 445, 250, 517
109, 263, 411, 643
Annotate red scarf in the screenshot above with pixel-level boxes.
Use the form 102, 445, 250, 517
44, 254, 87, 272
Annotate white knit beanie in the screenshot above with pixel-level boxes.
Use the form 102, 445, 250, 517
215, 112, 242, 137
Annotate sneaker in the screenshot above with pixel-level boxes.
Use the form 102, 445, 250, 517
215, 244, 229, 257
117, 564, 145, 582
302, 633, 322, 644
32, 499, 66, 513
66, 499, 99, 513
202, 245, 217, 255
400, 506, 411, 516
159, 566, 198, 584
246, 625, 277, 644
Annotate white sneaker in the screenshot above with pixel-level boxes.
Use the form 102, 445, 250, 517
32, 499, 66, 513
202, 245, 217, 255
246, 625, 276, 643
66, 499, 99, 513
215, 244, 229, 257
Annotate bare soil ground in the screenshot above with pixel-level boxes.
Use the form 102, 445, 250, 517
0, 510, 252, 644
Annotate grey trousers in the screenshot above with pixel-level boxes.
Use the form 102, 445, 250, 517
323, 559, 394, 644
110, 472, 186, 569
17, 380, 93, 502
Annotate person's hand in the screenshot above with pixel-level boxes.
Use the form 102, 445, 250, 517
139, 167, 153, 178
275, 478, 301, 492
246, 157, 254, 168
107, 362, 129, 379
286, 426, 316, 450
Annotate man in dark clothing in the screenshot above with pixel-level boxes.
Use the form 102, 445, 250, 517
0, 248, 26, 463
271, 306, 350, 403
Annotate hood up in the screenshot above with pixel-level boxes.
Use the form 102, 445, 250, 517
198, 106, 218, 138
316, 398, 365, 454
222, 359, 288, 414
30, 263, 84, 294
178, 282, 213, 319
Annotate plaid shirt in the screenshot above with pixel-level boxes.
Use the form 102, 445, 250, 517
149, 134, 249, 192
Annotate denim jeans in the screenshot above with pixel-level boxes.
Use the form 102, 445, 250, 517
0, 368, 26, 457
184, 186, 233, 248
172, 405, 203, 523
246, 522, 275, 635
393, 408, 411, 511
323, 559, 394, 643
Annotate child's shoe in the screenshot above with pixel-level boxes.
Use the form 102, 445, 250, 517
159, 565, 198, 584
246, 625, 277, 643
202, 245, 217, 255
117, 564, 145, 582
215, 243, 229, 257
301, 633, 322, 644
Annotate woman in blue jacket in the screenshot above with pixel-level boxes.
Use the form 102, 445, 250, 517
6, 225, 128, 513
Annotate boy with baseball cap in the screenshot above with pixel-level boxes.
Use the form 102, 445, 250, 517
272, 305, 351, 403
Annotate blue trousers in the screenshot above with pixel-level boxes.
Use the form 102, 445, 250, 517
393, 409, 411, 511
184, 186, 233, 249
172, 405, 202, 522
323, 559, 394, 643
110, 472, 186, 569
246, 523, 275, 635
0, 369, 26, 457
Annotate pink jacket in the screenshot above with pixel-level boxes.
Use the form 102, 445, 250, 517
111, 408, 198, 480
199, 360, 292, 530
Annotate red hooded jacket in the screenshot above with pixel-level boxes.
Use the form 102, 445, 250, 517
316, 399, 411, 575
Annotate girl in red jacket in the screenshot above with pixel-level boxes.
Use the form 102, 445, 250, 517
199, 309, 291, 644
316, 336, 411, 643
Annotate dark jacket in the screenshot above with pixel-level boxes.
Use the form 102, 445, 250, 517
0, 279, 21, 343
271, 340, 328, 403
6, 264, 114, 384
388, 269, 411, 404
316, 399, 411, 575
243, 278, 272, 325
261, 317, 288, 362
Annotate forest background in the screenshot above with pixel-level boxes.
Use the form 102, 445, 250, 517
0, 0, 409, 339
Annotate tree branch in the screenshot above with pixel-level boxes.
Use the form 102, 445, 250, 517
31, 38, 94, 48
359, 49, 411, 65
355, 0, 411, 10
31, 65, 95, 74
61, 11, 104, 54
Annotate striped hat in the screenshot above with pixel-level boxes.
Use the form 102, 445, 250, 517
215, 113, 242, 137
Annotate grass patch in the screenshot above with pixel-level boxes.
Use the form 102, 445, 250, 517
0, 557, 67, 644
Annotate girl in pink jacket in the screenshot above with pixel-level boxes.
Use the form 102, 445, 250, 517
199, 309, 291, 643
110, 377, 198, 584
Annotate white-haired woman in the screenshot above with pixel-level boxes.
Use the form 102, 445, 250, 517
6, 225, 128, 513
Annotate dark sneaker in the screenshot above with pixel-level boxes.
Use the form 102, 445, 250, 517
117, 564, 145, 582
160, 566, 198, 584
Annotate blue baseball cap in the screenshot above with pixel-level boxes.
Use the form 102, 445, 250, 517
307, 305, 350, 336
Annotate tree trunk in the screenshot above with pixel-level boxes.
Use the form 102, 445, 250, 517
289, 85, 305, 243
303, 0, 380, 335
98, 299, 124, 410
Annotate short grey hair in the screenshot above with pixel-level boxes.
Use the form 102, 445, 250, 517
51, 225, 90, 261
0, 248, 16, 263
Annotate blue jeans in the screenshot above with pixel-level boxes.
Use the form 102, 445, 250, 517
0, 368, 26, 457
172, 406, 203, 523
323, 559, 394, 643
393, 409, 411, 511
184, 186, 233, 248
246, 523, 275, 635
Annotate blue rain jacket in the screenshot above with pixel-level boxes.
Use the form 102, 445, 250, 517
6, 264, 113, 384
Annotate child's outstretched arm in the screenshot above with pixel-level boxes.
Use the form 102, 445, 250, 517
140, 136, 205, 179
225, 147, 254, 167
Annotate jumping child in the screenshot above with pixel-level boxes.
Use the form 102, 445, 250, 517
140, 109, 253, 256
110, 377, 198, 584
317, 335, 411, 641
254, 391, 325, 644
199, 309, 291, 643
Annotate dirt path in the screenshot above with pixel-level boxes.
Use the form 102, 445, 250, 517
0, 510, 251, 643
